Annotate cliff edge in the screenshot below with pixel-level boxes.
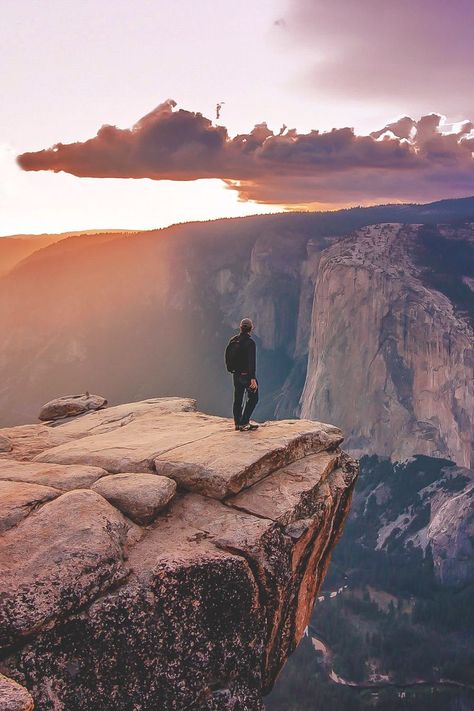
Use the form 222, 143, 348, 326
0, 397, 358, 710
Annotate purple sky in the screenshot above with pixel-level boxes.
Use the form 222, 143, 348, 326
286, 0, 474, 120
2, 0, 474, 234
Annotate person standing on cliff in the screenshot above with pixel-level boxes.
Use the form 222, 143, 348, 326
225, 318, 259, 431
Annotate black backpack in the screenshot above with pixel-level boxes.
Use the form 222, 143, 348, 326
225, 335, 241, 373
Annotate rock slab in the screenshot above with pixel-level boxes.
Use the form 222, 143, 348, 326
154, 419, 343, 499
0, 459, 109, 490
0, 479, 59, 533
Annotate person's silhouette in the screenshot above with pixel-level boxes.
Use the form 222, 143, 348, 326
227, 318, 259, 431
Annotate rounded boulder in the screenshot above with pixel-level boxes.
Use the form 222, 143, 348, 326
39, 394, 107, 421
92, 473, 177, 525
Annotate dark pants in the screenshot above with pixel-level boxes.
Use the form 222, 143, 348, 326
233, 373, 259, 427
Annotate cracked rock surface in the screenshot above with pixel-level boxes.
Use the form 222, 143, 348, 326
0, 397, 358, 710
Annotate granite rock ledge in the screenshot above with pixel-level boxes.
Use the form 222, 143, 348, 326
0, 397, 358, 710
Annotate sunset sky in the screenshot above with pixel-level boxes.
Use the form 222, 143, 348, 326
2, 0, 474, 235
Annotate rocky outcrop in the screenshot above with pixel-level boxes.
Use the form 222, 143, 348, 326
0, 397, 358, 710
381, 463, 474, 586
427, 472, 474, 585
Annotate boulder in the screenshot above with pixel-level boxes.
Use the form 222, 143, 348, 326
38, 393, 107, 421
0, 479, 59, 533
92, 473, 177, 525
0, 674, 33, 711
0, 460, 108, 491
0, 489, 137, 648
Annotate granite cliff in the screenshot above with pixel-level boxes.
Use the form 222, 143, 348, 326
0, 198, 472, 468
299, 223, 474, 467
0, 397, 358, 710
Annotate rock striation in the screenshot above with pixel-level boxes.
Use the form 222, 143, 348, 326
0, 397, 358, 710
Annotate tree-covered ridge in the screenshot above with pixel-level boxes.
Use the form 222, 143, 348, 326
414, 224, 474, 329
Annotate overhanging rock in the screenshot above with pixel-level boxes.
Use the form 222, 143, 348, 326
0, 397, 358, 710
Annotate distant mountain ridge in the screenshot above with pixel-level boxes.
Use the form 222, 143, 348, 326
0, 229, 138, 278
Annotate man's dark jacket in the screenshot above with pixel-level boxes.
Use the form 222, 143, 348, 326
232, 332, 256, 378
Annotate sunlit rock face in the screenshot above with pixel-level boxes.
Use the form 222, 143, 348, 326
0, 398, 358, 710
299, 224, 474, 468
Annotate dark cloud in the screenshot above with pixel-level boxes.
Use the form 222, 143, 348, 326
18, 100, 228, 180
17, 101, 474, 207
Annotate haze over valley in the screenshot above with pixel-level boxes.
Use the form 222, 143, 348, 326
2, 197, 472, 468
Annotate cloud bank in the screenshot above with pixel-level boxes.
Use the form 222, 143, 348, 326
17, 100, 474, 207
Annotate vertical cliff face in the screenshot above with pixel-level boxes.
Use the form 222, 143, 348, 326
0, 398, 358, 710
299, 224, 474, 468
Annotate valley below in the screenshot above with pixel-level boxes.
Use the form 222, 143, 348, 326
266, 455, 474, 711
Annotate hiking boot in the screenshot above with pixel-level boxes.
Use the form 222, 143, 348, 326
239, 423, 259, 431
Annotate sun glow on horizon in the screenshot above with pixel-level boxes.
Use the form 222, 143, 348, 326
0, 145, 282, 236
